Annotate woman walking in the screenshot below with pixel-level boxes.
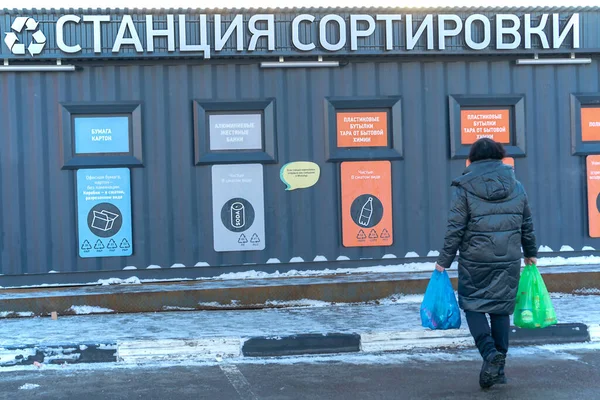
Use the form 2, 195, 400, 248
435, 138, 537, 389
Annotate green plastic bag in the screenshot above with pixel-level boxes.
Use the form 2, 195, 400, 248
514, 264, 557, 329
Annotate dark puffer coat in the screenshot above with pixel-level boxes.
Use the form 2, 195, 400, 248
437, 160, 537, 315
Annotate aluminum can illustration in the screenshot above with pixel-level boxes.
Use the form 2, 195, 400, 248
231, 202, 245, 229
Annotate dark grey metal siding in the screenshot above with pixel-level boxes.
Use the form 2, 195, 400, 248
1, 56, 599, 281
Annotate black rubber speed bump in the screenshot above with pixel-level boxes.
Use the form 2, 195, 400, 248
0, 343, 117, 367
510, 323, 590, 345
242, 333, 361, 357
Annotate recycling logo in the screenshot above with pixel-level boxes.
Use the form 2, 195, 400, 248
4, 17, 46, 56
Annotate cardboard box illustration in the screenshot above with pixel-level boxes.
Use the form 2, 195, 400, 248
91, 210, 120, 232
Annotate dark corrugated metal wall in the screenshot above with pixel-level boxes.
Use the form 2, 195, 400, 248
1, 57, 598, 277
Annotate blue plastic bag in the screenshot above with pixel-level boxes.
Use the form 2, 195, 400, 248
420, 269, 462, 330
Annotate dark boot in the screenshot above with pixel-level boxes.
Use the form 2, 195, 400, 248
497, 355, 507, 384
479, 351, 504, 389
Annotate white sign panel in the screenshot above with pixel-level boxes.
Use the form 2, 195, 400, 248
209, 114, 263, 151
212, 164, 265, 252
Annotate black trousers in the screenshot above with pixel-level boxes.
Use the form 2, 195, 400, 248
465, 311, 510, 360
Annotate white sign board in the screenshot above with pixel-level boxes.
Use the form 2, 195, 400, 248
209, 114, 263, 151
211, 164, 265, 252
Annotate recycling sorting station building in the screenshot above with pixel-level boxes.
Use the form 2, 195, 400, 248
1, 7, 600, 286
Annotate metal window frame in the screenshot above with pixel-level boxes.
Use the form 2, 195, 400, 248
570, 93, 600, 155
324, 96, 404, 162
60, 102, 144, 169
448, 95, 527, 159
193, 99, 278, 165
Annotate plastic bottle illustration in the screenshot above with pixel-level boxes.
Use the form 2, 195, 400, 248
358, 197, 373, 226
230, 202, 245, 229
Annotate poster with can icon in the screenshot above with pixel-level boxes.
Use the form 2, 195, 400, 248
212, 164, 265, 252
341, 161, 393, 247
77, 168, 133, 258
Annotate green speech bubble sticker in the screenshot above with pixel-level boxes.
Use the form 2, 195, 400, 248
280, 161, 321, 191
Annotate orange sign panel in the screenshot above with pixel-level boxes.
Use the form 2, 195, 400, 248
341, 161, 393, 247
460, 109, 511, 144
581, 108, 600, 142
587, 155, 600, 238
337, 111, 388, 147
466, 157, 515, 168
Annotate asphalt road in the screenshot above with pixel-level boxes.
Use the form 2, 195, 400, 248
1, 347, 599, 400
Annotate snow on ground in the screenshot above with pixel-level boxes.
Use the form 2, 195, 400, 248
4, 253, 600, 290
573, 288, 600, 295
3, 342, 600, 374
18, 383, 40, 390
184, 256, 600, 282
0, 312, 33, 318
68, 306, 114, 315
104, 255, 600, 284
224, 295, 425, 309
537, 255, 600, 267
548, 293, 600, 325
202, 262, 460, 282
162, 306, 197, 311
97, 277, 141, 286
0, 294, 597, 348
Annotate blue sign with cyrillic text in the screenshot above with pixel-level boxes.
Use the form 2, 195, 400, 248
74, 116, 130, 154
77, 168, 133, 258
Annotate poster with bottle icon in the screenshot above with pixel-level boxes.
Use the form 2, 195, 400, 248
211, 164, 265, 252
340, 161, 393, 247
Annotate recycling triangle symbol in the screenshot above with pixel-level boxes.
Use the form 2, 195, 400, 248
368, 229, 378, 239
380, 229, 391, 239
356, 229, 367, 240
119, 239, 131, 249
238, 234, 248, 244
107, 239, 118, 250
4, 17, 47, 56
81, 240, 92, 251
94, 239, 105, 250
250, 234, 260, 244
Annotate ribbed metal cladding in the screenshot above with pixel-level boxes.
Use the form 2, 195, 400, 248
0, 57, 599, 278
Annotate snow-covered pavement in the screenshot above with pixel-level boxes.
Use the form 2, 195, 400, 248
1, 293, 598, 348
2, 345, 600, 399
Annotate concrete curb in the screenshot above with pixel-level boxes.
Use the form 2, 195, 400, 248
1, 323, 595, 367
2, 268, 600, 317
